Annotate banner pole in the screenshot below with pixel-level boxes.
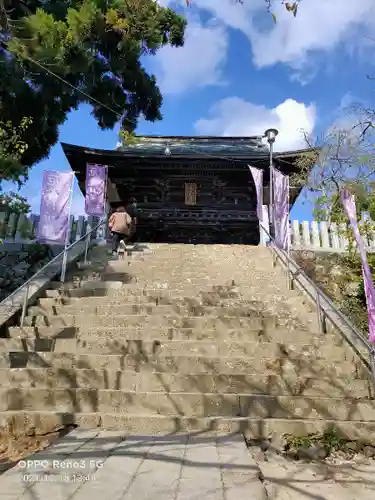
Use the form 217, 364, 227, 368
102, 165, 109, 245
286, 175, 291, 288
60, 173, 75, 283
259, 169, 264, 245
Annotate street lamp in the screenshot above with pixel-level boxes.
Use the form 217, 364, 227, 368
264, 128, 278, 238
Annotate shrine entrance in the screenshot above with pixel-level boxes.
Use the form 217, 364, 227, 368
62, 135, 313, 245
185, 183, 197, 206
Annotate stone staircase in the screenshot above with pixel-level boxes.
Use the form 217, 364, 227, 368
1, 243, 375, 444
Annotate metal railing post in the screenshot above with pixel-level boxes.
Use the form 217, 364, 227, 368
316, 290, 324, 333
20, 284, 29, 328
60, 248, 68, 283
370, 345, 375, 386
289, 271, 295, 290
84, 232, 91, 265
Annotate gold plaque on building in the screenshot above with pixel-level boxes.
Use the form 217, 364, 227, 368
185, 182, 197, 205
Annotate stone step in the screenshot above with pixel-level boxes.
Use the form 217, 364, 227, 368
38, 289, 264, 306
49, 277, 245, 289
65, 270, 134, 283
21, 313, 269, 328
0, 338, 349, 361
0, 352, 364, 377
0, 369, 371, 397
7, 326, 340, 344
0, 389, 374, 420
42, 287, 167, 299
2, 412, 375, 442
42, 284, 251, 299
44, 287, 122, 299
47, 280, 125, 291
37, 295, 263, 307
27, 304, 275, 317
37, 296, 160, 307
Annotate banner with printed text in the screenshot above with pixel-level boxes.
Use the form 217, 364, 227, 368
273, 168, 289, 251
341, 189, 375, 343
248, 165, 263, 221
36, 171, 73, 245
85, 164, 108, 216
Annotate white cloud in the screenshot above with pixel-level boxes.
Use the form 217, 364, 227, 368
248, 0, 375, 70
153, 17, 228, 94
163, 0, 375, 78
195, 97, 316, 151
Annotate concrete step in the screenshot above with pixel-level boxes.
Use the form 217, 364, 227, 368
0, 352, 364, 377
50, 277, 243, 288
21, 313, 269, 329
47, 280, 125, 291
42, 284, 246, 299
44, 287, 124, 298
27, 304, 271, 317
37, 291, 261, 307
0, 338, 349, 361
0, 369, 371, 397
2, 412, 375, 442
7, 326, 341, 344
0, 389, 374, 420
65, 269, 134, 283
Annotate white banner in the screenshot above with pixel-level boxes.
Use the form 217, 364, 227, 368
273, 168, 289, 251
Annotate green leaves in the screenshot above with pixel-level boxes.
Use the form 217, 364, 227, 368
0, 191, 30, 214
0, 117, 33, 186
0, 0, 186, 180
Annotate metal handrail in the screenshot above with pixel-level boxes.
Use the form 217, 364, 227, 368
260, 223, 375, 383
0, 219, 106, 327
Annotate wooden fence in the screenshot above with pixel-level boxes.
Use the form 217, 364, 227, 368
288, 219, 375, 253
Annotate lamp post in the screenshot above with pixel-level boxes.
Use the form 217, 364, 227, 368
264, 128, 278, 238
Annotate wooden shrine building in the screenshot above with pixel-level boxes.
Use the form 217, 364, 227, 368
62, 136, 315, 244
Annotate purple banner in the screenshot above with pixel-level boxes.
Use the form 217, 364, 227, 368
273, 168, 289, 250
37, 171, 73, 245
248, 165, 263, 221
85, 164, 107, 216
341, 189, 375, 343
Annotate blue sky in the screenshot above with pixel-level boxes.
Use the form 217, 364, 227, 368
3, 0, 375, 221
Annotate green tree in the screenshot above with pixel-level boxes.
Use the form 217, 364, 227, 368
0, 117, 33, 185
0, 116, 32, 217
0, 0, 186, 175
0, 191, 30, 214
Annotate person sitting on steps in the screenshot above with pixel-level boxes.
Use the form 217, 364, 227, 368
108, 205, 133, 256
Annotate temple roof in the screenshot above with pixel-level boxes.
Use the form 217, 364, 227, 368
115, 135, 269, 157
61, 136, 317, 207
62, 135, 316, 166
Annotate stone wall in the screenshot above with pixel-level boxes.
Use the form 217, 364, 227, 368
291, 249, 366, 333
0, 243, 64, 302
291, 250, 358, 300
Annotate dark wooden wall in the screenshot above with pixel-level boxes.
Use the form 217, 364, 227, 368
109, 162, 260, 244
